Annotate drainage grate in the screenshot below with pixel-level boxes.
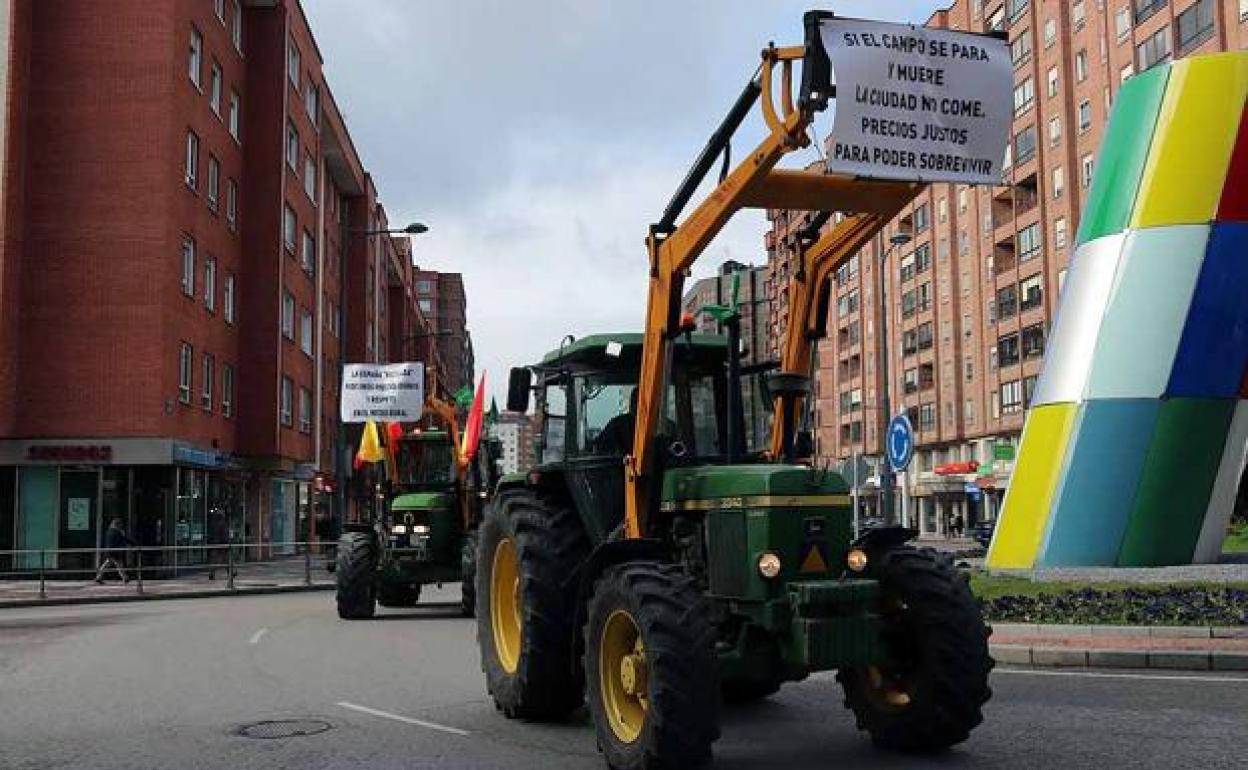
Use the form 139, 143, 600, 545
236, 719, 332, 739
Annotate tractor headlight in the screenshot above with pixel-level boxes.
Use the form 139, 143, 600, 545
412, 524, 431, 535
846, 548, 869, 572
390, 524, 408, 535
757, 551, 782, 579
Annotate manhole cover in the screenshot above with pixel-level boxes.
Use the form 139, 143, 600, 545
236, 719, 332, 739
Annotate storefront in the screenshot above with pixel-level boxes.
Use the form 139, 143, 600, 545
0, 439, 244, 573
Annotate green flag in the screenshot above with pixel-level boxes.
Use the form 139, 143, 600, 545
487, 397, 500, 426
453, 385, 474, 409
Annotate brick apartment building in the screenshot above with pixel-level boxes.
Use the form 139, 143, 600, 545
766, 0, 1248, 537
413, 269, 475, 397
0, 0, 459, 569
681, 260, 770, 450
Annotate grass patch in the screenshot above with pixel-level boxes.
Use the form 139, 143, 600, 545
1223, 524, 1248, 554
969, 574, 1248, 626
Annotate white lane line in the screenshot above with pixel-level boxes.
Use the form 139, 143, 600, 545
335, 701, 471, 736
996, 668, 1248, 684
248, 628, 269, 645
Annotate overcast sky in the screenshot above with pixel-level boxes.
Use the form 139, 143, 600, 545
302, 1, 938, 403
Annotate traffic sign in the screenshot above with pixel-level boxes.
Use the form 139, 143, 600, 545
887, 414, 915, 472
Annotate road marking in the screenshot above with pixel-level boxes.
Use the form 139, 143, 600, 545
335, 701, 471, 736
996, 668, 1248, 684
248, 628, 268, 645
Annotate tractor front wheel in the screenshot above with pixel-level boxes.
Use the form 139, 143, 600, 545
476, 489, 588, 720
838, 546, 993, 752
585, 562, 719, 770
335, 532, 377, 620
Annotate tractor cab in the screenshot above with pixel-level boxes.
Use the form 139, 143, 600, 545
389, 430, 458, 559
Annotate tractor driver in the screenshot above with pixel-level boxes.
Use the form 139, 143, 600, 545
593, 388, 676, 456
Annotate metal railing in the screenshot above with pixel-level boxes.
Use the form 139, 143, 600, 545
0, 541, 336, 601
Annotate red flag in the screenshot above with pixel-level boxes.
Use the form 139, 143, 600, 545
460, 372, 487, 463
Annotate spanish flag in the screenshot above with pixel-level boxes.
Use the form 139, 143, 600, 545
353, 420, 386, 469
460, 372, 487, 463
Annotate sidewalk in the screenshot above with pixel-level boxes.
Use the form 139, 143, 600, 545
991, 622, 1248, 671
0, 558, 334, 608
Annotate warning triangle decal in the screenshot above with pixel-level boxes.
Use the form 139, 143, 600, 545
800, 544, 828, 573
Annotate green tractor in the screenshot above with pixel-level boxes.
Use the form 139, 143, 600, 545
337, 426, 492, 619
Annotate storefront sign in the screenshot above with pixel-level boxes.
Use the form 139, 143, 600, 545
66, 498, 92, 530
819, 18, 1011, 184
24, 444, 113, 463
993, 442, 1016, 461
172, 444, 231, 469
935, 460, 979, 475
341, 362, 425, 423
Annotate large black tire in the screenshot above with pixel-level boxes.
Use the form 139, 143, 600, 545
476, 488, 589, 720
378, 582, 421, 608
335, 532, 377, 620
460, 530, 478, 618
837, 546, 993, 752
584, 562, 720, 770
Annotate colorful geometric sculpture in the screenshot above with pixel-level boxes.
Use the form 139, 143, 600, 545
987, 52, 1248, 569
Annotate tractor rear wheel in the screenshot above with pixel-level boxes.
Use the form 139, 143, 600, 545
460, 530, 478, 618
585, 562, 719, 770
335, 532, 377, 620
837, 546, 992, 752
476, 489, 588, 720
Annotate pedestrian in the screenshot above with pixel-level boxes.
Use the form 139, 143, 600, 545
953, 513, 965, 538
95, 518, 132, 584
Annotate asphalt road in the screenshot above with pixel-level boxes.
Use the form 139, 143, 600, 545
2, 590, 1246, 770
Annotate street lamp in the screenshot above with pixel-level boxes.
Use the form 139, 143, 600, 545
351, 221, 429, 236
877, 230, 912, 526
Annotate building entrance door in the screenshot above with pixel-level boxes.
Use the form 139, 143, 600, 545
58, 469, 99, 574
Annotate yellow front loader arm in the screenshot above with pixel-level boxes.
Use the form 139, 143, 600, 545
624, 18, 923, 540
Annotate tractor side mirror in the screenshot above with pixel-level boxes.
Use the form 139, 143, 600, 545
507, 367, 532, 413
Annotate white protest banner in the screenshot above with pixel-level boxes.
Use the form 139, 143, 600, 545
819, 18, 1011, 184
340, 362, 425, 423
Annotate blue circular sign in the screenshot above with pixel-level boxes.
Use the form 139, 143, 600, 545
887, 414, 914, 472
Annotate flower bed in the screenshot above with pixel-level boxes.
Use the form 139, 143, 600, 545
977, 584, 1248, 626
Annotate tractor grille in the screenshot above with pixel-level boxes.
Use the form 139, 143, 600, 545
706, 510, 748, 596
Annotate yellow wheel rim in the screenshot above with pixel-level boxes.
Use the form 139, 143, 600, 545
599, 609, 648, 744
863, 665, 913, 709
490, 537, 522, 674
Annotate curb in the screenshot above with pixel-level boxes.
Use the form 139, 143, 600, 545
0, 583, 334, 609
992, 622, 1248, 639
990, 643, 1248, 671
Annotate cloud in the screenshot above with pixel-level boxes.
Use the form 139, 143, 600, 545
302, 0, 940, 402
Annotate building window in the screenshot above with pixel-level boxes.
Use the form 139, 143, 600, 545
914, 203, 930, 232
1115, 7, 1132, 40
1014, 125, 1037, 165
179, 343, 194, 404
1075, 49, 1088, 82
988, 7, 1006, 32
286, 121, 299, 171
232, 1, 243, 51
900, 252, 916, 282
1006, 0, 1029, 22
226, 179, 238, 230
185, 131, 199, 188
1135, 0, 1167, 24
835, 290, 859, 318
1022, 323, 1046, 358
1048, 116, 1061, 147
224, 273, 236, 324
1136, 26, 1172, 71
998, 333, 1021, 366
299, 387, 312, 433
1242, 0, 1248, 22
1072, 0, 1086, 29
997, 284, 1018, 320
1055, 217, 1068, 248
1046, 66, 1058, 99
914, 243, 932, 274
300, 310, 313, 356
1081, 154, 1095, 188
1017, 223, 1042, 261
215, 0, 225, 22
207, 155, 220, 210
229, 92, 241, 141
1001, 379, 1023, 414
1013, 78, 1035, 116
965, 358, 974, 382
417, 279, 434, 295
210, 62, 222, 115
938, 197, 948, 223
1011, 32, 1032, 68
204, 256, 216, 311
303, 154, 316, 201
964, 399, 975, 425
287, 39, 300, 86
1043, 17, 1056, 47
1078, 100, 1092, 132
181, 236, 196, 296
1020, 273, 1043, 311
283, 204, 296, 252
305, 82, 319, 122
917, 322, 933, 351
301, 231, 316, 273
280, 377, 293, 426
1121, 63, 1135, 83
189, 27, 203, 87
201, 353, 214, 410
1052, 165, 1065, 198
222, 363, 234, 418
919, 403, 936, 432
1177, 0, 1215, 53
281, 291, 295, 339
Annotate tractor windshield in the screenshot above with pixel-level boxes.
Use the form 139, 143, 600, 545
397, 437, 455, 487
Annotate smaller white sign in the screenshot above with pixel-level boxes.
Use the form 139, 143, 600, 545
340, 362, 425, 423
66, 498, 91, 531
820, 19, 1011, 185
